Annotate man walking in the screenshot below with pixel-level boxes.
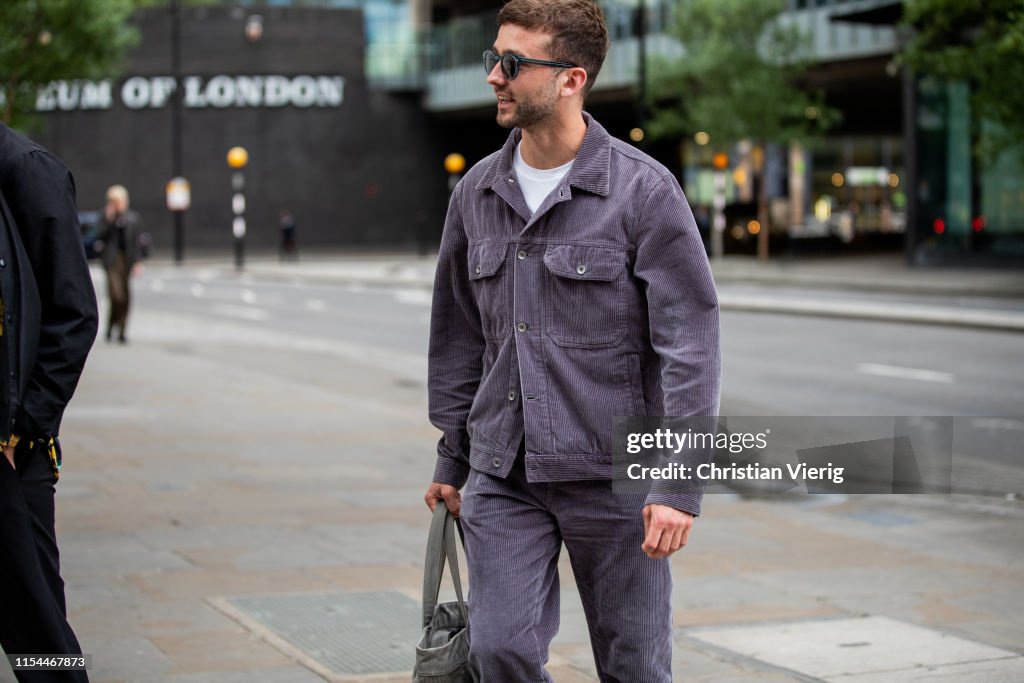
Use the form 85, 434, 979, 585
0, 123, 99, 682
424, 0, 720, 680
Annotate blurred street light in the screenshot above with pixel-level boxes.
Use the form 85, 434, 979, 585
245, 15, 263, 43
443, 153, 465, 175
227, 146, 248, 271
629, 128, 645, 143
694, 131, 710, 146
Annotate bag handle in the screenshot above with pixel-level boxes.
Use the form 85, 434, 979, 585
422, 503, 469, 628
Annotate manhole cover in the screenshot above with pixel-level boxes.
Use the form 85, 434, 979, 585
227, 591, 421, 676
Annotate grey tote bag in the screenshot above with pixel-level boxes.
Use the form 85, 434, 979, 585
412, 504, 479, 682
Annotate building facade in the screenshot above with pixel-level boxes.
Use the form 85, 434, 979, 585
27, 0, 1024, 262
32, 4, 446, 252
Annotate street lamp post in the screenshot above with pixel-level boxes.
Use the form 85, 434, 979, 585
636, 0, 647, 149
170, 0, 185, 263
227, 146, 248, 271
712, 151, 728, 261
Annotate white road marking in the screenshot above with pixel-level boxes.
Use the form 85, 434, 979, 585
240, 289, 258, 305
196, 269, 218, 282
305, 299, 328, 312
211, 304, 269, 322
151, 279, 164, 292
394, 289, 433, 306
191, 284, 205, 298
857, 363, 954, 384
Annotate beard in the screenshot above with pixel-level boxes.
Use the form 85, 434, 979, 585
496, 76, 560, 130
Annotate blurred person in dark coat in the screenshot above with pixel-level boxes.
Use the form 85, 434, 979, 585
0, 123, 98, 682
98, 185, 141, 344
279, 208, 298, 262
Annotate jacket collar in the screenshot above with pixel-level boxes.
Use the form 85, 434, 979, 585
475, 111, 611, 198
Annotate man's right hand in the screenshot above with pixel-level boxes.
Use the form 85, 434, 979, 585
424, 482, 461, 516
3, 445, 14, 471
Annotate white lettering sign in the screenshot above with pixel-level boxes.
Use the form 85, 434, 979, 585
35, 75, 346, 112
36, 80, 114, 112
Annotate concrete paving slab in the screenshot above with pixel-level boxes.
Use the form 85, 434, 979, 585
689, 615, 1019, 679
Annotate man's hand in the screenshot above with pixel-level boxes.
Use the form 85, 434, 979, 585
642, 504, 694, 559
425, 482, 462, 516
3, 445, 14, 471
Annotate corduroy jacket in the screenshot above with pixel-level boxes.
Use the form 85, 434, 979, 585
428, 114, 720, 515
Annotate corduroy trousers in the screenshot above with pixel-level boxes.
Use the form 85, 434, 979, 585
460, 454, 673, 682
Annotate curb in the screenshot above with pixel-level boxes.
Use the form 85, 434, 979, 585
205, 265, 1024, 333
717, 293, 1024, 333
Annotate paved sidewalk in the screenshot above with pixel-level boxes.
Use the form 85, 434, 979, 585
0, 294, 1021, 682
169, 252, 1024, 332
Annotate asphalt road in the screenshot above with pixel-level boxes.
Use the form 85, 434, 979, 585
119, 264, 1024, 495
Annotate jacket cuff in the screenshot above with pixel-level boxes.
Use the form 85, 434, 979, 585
432, 455, 470, 489
644, 489, 703, 518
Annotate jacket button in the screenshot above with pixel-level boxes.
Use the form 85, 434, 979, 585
576, 264, 587, 275
516, 250, 527, 260
0, 258, 6, 267
508, 391, 516, 401
517, 322, 528, 332
492, 458, 502, 468
475, 264, 481, 274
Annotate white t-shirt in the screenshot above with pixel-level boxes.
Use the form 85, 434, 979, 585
514, 143, 574, 215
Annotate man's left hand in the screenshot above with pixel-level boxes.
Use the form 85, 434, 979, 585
641, 504, 694, 559
3, 445, 14, 471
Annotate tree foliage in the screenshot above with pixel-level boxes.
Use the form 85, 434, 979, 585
0, 0, 139, 130
647, 0, 837, 147
900, 0, 1024, 157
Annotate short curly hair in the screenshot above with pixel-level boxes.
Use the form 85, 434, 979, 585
497, 0, 610, 95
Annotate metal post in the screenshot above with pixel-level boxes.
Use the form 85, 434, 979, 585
170, 0, 185, 264
712, 170, 726, 260
232, 172, 246, 271
636, 0, 647, 149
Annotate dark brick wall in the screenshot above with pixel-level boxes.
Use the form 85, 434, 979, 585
32, 5, 446, 252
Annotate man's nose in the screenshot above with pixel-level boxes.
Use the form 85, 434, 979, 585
486, 63, 506, 86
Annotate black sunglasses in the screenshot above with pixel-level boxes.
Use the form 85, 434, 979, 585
483, 49, 577, 80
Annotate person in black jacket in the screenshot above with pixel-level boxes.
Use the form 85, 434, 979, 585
99, 185, 141, 344
0, 123, 98, 683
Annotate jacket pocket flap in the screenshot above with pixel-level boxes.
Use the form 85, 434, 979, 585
468, 242, 508, 280
543, 245, 626, 282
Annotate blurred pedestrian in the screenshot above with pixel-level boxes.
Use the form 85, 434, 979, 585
279, 208, 298, 261
0, 123, 98, 682
424, 1, 720, 680
99, 185, 142, 343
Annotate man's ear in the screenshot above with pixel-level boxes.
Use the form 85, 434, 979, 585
560, 67, 588, 98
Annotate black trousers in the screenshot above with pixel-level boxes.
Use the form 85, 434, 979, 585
0, 442, 88, 683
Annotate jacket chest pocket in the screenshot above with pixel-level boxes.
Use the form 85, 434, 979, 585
468, 242, 511, 342
543, 244, 628, 348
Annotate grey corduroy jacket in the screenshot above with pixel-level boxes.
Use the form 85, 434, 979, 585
428, 113, 720, 515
